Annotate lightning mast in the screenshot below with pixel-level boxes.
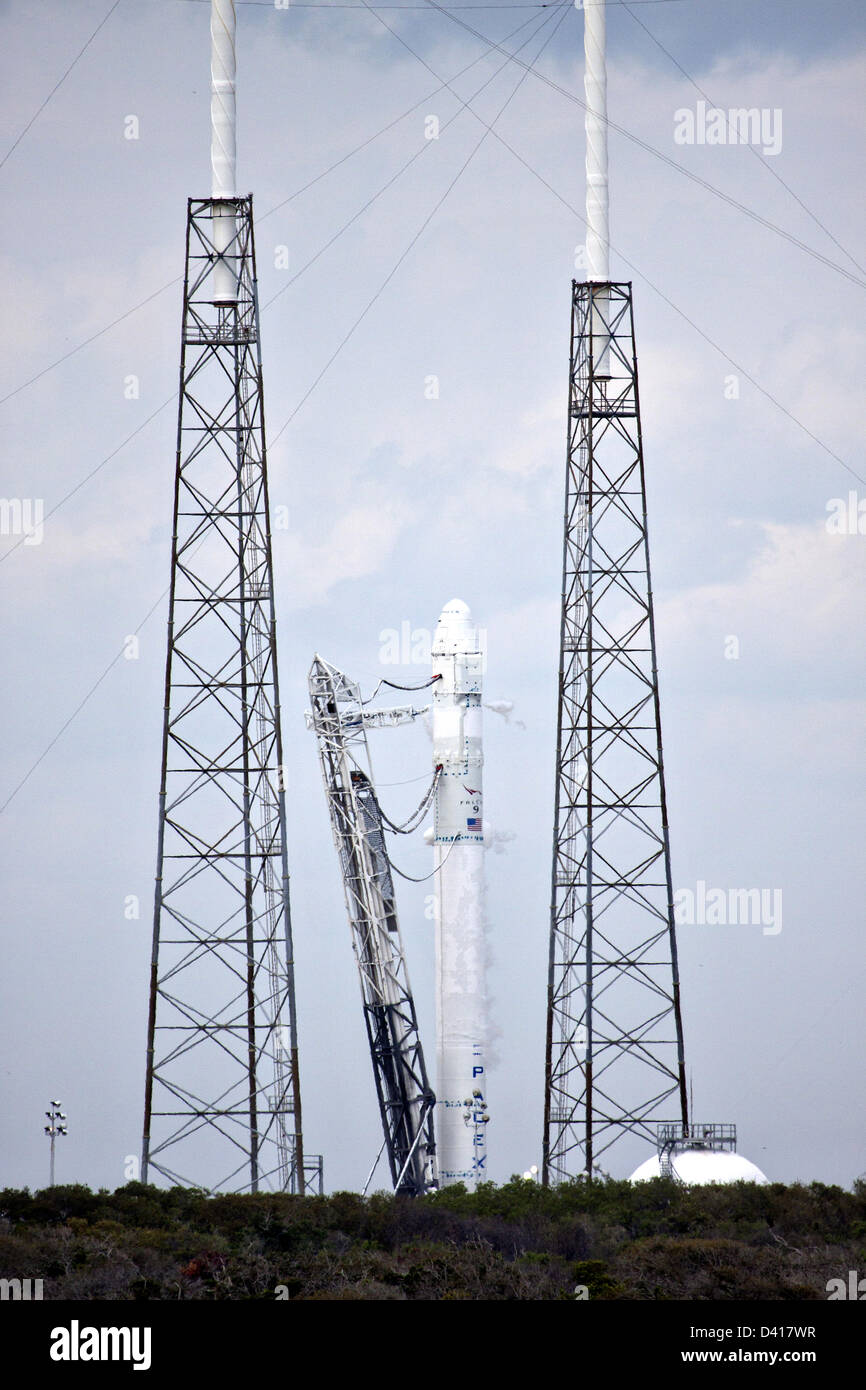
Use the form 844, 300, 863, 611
542, 0, 689, 1183
307, 657, 438, 1196
141, 0, 316, 1194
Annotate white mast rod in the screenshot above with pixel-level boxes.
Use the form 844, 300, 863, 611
584, 0, 609, 282
210, 0, 237, 303
211, 0, 236, 199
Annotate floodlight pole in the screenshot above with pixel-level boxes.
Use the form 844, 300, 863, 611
44, 1100, 67, 1188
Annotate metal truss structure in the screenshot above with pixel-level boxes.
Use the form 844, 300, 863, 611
142, 196, 317, 1195
657, 1122, 736, 1179
543, 280, 689, 1184
307, 657, 438, 1196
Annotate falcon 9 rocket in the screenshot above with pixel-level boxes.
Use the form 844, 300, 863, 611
431, 600, 488, 1186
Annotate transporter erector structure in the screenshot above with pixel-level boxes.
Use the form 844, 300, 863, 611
307, 656, 438, 1196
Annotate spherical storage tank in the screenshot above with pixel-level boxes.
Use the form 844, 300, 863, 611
630, 1150, 769, 1185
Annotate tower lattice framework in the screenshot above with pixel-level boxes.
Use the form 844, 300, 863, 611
307, 657, 437, 1196
142, 196, 310, 1194
543, 280, 688, 1183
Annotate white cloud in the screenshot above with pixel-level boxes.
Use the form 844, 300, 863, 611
278, 498, 414, 607
659, 517, 866, 692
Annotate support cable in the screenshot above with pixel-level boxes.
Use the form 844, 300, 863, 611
3, 6, 862, 809
485, 125, 865, 485
262, 0, 564, 315
2, 0, 858, 557
0, 6, 547, 410
3, 0, 857, 413
0, 0, 122, 173
423, 0, 866, 290
352, 0, 866, 482
0, 19, 567, 808
621, 0, 865, 277
270, 0, 572, 443
0, 6, 559, 568
378, 7, 862, 485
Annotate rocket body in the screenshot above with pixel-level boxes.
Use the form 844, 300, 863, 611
432, 600, 487, 1187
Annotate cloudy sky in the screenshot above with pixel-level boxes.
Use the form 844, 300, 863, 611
0, 0, 864, 1195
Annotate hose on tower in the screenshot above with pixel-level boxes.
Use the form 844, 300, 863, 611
361, 673, 442, 705
373, 765, 442, 835
386, 836, 457, 885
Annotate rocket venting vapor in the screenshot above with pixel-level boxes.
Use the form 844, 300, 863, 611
432, 600, 488, 1186
210, 0, 237, 303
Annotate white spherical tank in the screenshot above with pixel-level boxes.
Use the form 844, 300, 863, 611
630, 1150, 769, 1185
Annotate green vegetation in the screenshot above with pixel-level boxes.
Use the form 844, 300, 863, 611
0, 1176, 863, 1300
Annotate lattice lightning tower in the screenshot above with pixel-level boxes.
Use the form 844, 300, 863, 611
141, 1, 313, 1194
542, 0, 688, 1183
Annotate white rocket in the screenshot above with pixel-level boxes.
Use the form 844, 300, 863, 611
431, 600, 488, 1186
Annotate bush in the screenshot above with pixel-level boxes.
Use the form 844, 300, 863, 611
0, 1176, 860, 1300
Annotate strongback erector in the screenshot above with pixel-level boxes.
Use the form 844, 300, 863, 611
307, 656, 437, 1197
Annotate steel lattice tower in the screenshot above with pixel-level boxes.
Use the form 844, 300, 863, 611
141, 194, 309, 1194
542, 281, 688, 1183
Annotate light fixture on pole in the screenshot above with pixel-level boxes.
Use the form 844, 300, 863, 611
44, 1100, 67, 1187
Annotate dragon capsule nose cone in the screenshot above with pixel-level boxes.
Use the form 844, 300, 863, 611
433, 599, 477, 655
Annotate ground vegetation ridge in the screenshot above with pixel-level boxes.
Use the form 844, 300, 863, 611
0, 1176, 863, 1301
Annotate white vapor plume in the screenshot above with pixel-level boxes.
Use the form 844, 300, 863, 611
484, 698, 526, 729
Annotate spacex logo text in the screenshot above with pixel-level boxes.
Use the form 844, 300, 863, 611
49, 1321, 152, 1371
